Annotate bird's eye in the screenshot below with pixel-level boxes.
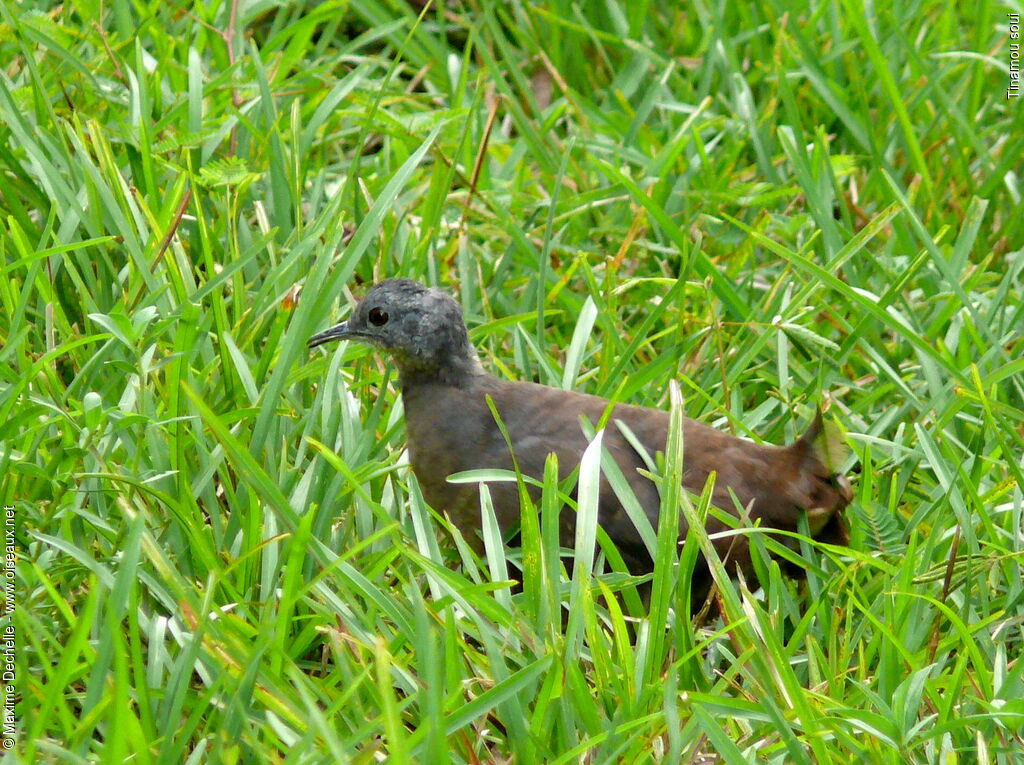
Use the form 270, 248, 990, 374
368, 307, 389, 327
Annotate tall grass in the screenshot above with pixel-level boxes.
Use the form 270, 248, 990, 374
2, 0, 1022, 761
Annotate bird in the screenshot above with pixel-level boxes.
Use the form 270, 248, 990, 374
309, 278, 853, 606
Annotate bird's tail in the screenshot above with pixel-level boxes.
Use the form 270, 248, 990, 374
788, 410, 853, 543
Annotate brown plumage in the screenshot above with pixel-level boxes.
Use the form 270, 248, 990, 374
309, 279, 853, 603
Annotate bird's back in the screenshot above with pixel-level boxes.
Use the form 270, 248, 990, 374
402, 374, 851, 582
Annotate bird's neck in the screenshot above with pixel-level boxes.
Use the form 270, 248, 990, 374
396, 347, 486, 390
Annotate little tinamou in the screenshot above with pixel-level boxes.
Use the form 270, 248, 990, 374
309, 279, 852, 602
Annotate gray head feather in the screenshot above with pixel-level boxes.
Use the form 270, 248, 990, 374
309, 278, 484, 386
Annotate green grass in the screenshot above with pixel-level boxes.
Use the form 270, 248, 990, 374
3, 0, 1023, 761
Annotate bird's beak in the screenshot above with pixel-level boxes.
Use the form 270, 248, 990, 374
308, 321, 352, 349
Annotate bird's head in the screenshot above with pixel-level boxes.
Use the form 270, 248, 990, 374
308, 278, 483, 386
